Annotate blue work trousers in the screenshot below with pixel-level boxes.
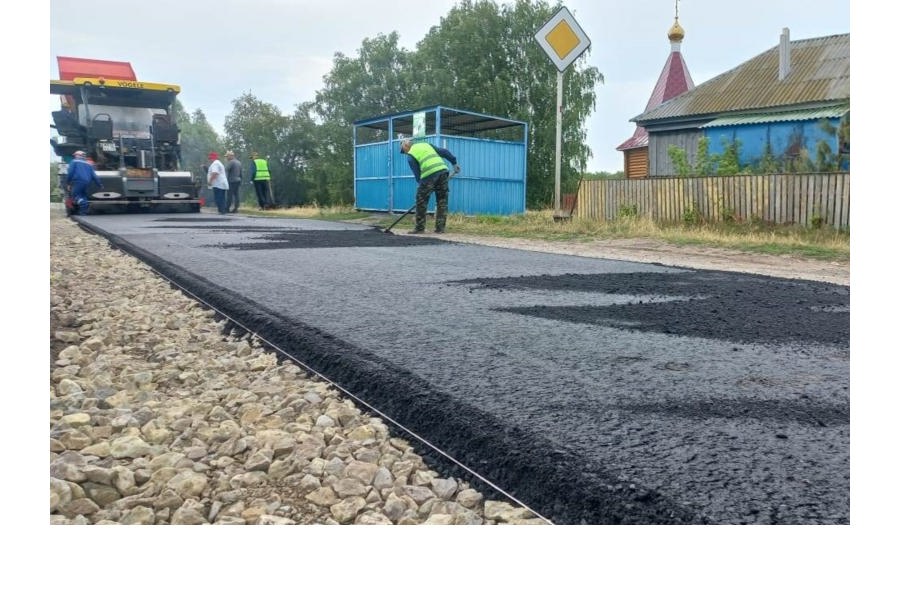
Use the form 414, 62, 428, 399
213, 187, 228, 214
70, 181, 91, 215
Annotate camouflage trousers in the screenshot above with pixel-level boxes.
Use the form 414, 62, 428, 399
414, 171, 450, 232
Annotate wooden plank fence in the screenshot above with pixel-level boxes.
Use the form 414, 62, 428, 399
575, 173, 850, 230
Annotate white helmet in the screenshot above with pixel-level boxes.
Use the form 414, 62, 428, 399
74, 150, 87, 159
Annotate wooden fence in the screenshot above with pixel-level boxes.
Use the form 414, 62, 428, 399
575, 173, 850, 230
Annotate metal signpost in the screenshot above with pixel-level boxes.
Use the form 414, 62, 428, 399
534, 7, 591, 217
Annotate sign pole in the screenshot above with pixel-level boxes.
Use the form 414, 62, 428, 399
555, 70, 563, 213
534, 6, 591, 218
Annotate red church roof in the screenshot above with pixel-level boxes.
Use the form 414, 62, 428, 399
618, 20, 694, 152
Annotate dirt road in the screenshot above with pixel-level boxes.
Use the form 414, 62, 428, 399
411, 232, 849, 286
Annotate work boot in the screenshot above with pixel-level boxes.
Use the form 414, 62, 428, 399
408, 229, 425, 234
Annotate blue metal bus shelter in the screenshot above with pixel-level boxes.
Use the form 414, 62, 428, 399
353, 106, 528, 216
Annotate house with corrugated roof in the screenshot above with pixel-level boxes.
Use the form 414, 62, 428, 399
630, 29, 850, 177
617, 14, 695, 178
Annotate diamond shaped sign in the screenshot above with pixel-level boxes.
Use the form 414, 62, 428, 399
535, 6, 591, 72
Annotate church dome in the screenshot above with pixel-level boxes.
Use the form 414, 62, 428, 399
668, 18, 685, 42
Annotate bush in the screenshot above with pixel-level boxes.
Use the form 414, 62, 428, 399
617, 204, 638, 218
683, 202, 701, 225
811, 212, 824, 229
721, 207, 736, 223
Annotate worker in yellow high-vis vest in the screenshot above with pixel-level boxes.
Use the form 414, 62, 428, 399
249, 151, 275, 210
399, 139, 460, 233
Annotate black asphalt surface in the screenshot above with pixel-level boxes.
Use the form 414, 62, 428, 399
73, 212, 850, 524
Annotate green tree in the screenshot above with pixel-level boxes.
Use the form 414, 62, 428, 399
670, 136, 749, 175
717, 138, 742, 175
694, 137, 714, 175
584, 170, 624, 180
173, 100, 221, 177
224, 93, 308, 205
412, 0, 603, 208
814, 118, 844, 172
311, 32, 416, 205
754, 141, 780, 173
304, 114, 355, 205
410, 0, 513, 112
668, 145, 691, 176
815, 139, 837, 171
316, 32, 414, 124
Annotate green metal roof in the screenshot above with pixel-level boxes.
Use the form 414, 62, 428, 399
700, 104, 849, 128
634, 33, 849, 125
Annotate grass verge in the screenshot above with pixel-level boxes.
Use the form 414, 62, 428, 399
242, 205, 850, 262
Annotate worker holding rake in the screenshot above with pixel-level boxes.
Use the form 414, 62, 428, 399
399, 138, 460, 234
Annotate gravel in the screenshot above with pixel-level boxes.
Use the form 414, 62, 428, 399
49, 209, 544, 525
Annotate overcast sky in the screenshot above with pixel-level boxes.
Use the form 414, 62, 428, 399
47, 0, 850, 173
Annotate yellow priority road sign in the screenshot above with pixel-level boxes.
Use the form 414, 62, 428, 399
534, 6, 591, 72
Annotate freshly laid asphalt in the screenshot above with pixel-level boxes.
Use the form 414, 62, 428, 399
73, 212, 850, 524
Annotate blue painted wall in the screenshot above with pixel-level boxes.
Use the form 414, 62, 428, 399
705, 118, 842, 169
353, 108, 527, 215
